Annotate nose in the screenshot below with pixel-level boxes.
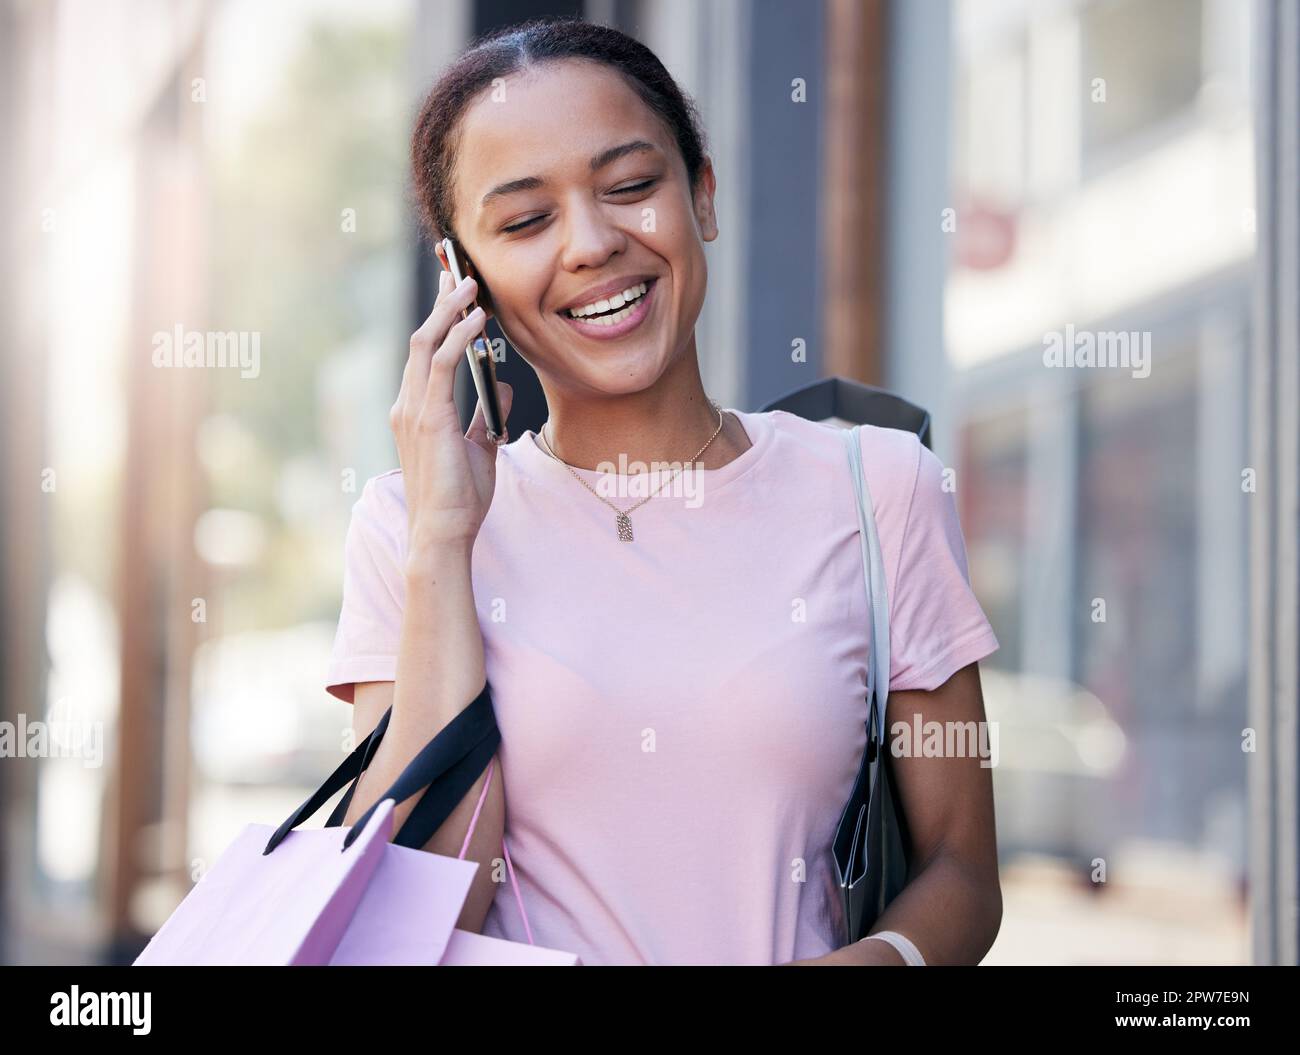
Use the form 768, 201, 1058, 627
557, 193, 627, 273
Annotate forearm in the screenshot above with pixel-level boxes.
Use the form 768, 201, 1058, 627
341, 539, 495, 854
793, 850, 1002, 965
393, 538, 488, 735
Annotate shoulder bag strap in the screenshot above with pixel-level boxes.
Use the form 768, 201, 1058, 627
842, 425, 891, 742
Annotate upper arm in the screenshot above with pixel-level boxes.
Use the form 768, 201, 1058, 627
341, 681, 393, 821
882, 435, 999, 694
887, 660, 1000, 887
325, 474, 407, 704
346, 677, 505, 934
352, 680, 394, 745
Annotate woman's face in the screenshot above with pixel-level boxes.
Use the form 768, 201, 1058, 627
447, 59, 717, 399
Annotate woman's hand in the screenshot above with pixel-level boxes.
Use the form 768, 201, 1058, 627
390, 269, 514, 556
783, 939, 906, 965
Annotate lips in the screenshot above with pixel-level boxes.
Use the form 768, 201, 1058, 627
556, 274, 658, 316
557, 277, 659, 341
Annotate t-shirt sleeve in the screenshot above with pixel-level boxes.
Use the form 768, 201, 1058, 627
325, 473, 408, 704
886, 437, 999, 692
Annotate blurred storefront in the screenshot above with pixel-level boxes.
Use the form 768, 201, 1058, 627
933, 0, 1258, 964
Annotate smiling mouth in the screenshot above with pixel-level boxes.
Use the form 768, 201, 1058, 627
556, 277, 659, 338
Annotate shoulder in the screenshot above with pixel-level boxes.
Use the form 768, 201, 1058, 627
762, 410, 926, 511
362, 466, 407, 513
856, 422, 927, 493
757, 407, 857, 452
856, 427, 955, 549
347, 468, 408, 558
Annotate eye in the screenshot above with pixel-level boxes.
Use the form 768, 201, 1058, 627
502, 214, 545, 234
612, 179, 657, 195
500, 180, 658, 234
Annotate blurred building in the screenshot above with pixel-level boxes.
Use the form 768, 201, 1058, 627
938, 0, 1258, 963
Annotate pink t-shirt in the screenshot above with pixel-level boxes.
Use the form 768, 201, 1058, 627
325, 408, 999, 965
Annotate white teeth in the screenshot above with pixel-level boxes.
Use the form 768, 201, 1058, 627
567, 281, 648, 318
579, 301, 636, 326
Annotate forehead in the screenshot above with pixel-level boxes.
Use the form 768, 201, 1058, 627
453, 61, 675, 210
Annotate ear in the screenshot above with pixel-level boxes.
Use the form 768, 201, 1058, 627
464, 253, 498, 320
692, 157, 719, 243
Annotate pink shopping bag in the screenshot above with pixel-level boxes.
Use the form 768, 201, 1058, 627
135, 682, 580, 966
328, 759, 581, 966
134, 798, 475, 965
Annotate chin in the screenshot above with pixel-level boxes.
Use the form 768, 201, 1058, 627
536, 340, 668, 395
575, 369, 663, 400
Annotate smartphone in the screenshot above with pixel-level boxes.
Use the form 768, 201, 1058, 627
439, 237, 506, 444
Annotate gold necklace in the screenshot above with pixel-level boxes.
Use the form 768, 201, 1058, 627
536, 401, 725, 542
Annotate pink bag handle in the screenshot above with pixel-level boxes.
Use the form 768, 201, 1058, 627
457, 757, 534, 945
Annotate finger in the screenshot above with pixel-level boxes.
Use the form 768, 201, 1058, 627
466, 379, 514, 451
422, 306, 487, 407
410, 273, 477, 356
401, 271, 449, 400
407, 273, 478, 391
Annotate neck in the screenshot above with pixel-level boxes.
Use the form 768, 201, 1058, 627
538, 339, 749, 472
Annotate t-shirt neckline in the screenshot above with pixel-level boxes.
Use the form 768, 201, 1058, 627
510, 407, 775, 498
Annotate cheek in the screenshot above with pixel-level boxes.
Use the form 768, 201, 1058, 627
483, 255, 547, 317
672, 236, 708, 307
646, 215, 704, 294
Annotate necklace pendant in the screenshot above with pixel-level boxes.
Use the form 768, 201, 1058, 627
616, 511, 634, 542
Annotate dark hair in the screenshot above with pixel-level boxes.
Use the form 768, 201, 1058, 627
410, 16, 709, 247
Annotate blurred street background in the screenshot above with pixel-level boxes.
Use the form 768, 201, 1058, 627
2, 0, 1296, 965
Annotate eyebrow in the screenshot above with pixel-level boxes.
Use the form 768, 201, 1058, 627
478, 140, 659, 209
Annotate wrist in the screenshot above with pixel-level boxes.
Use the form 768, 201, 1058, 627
405, 532, 474, 577
860, 931, 925, 966
856, 939, 906, 965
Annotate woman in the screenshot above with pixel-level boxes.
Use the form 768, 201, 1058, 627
324, 16, 1002, 966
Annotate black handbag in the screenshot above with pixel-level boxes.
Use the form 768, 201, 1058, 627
832, 424, 912, 944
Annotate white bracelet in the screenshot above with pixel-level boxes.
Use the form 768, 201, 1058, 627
863, 930, 926, 966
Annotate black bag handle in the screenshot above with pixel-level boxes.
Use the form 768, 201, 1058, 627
262, 681, 498, 854
323, 704, 392, 828
386, 724, 500, 851
320, 680, 497, 838
342, 696, 499, 850
263, 707, 395, 850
